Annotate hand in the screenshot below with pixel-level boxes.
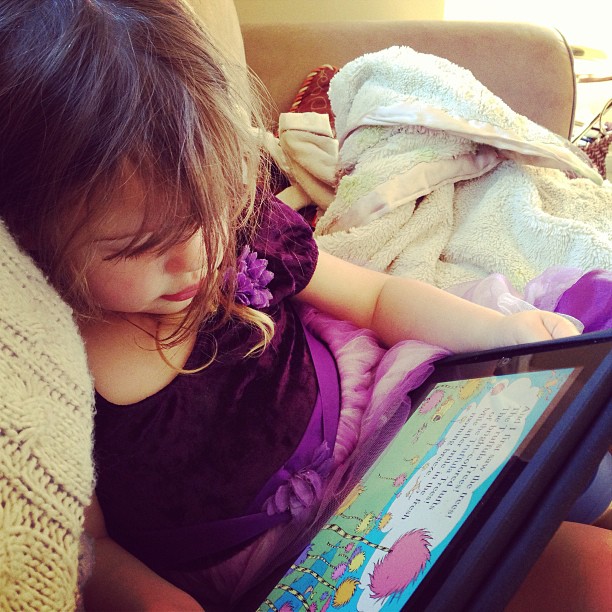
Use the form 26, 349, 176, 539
492, 310, 580, 347
84, 497, 206, 612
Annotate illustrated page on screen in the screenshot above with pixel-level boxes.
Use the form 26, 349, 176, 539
258, 367, 575, 612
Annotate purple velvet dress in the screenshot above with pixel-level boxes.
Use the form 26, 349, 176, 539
93, 195, 612, 609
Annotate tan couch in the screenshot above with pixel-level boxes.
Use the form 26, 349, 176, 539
241, 20, 577, 139
190, 1, 576, 137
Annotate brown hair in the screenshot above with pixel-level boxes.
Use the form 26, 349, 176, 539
0, 0, 273, 350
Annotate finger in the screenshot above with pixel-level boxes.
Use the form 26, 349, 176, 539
544, 313, 581, 339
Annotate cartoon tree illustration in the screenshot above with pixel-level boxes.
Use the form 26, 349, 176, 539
347, 548, 366, 573
378, 512, 392, 530
489, 381, 507, 396
331, 563, 349, 581
338, 511, 377, 534
432, 397, 455, 421
378, 472, 408, 488
335, 483, 365, 515
418, 389, 445, 414
369, 529, 432, 600
332, 578, 361, 607
324, 524, 433, 601
459, 378, 486, 400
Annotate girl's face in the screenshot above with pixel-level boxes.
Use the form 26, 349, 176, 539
84, 172, 206, 316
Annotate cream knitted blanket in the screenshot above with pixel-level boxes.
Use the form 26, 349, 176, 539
0, 220, 94, 610
314, 46, 612, 291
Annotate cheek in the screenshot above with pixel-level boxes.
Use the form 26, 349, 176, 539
87, 260, 158, 311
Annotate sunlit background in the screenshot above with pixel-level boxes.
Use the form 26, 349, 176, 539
235, 0, 611, 139
236, 0, 610, 59
444, 0, 610, 58
443, 0, 612, 138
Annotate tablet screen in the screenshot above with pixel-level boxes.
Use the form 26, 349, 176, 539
258, 333, 610, 612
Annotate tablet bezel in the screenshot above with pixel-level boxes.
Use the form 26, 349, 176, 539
405, 330, 612, 611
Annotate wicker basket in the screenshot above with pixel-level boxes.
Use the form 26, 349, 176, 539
574, 98, 612, 180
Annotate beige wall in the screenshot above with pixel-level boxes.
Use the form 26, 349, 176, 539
234, 0, 444, 24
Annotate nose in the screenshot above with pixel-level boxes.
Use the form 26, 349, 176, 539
164, 230, 205, 275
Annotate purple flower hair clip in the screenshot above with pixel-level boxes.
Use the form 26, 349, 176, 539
227, 245, 274, 309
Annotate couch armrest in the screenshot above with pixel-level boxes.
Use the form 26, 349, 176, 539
242, 20, 576, 138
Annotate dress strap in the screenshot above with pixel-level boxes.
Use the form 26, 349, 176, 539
247, 322, 341, 512
118, 509, 290, 569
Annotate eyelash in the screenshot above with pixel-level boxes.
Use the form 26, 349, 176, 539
99, 230, 197, 262
101, 249, 146, 262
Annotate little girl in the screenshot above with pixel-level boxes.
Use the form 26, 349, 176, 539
0, 1, 609, 610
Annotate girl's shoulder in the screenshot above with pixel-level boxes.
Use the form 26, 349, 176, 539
247, 193, 319, 304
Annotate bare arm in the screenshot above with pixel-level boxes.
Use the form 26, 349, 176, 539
297, 251, 578, 351
83, 495, 204, 611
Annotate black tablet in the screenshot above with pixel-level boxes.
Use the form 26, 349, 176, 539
258, 330, 612, 612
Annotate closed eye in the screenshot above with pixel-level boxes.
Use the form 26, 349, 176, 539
97, 235, 154, 261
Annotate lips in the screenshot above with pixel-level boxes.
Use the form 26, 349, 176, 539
160, 284, 200, 302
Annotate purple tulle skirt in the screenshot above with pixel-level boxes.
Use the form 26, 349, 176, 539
170, 267, 611, 609
449, 266, 612, 333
